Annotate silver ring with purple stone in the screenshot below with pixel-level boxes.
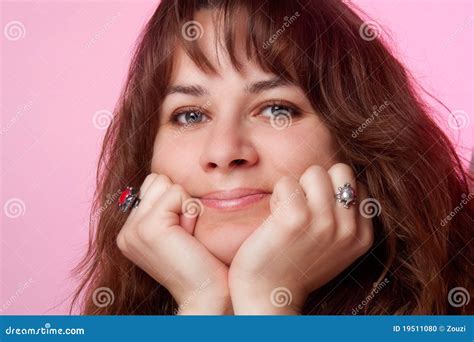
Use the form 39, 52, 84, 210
335, 182, 357, 209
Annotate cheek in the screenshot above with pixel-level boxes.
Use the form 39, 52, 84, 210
256, 127, 337, 175
151, 133, 200, 183
288, 142, 337, 172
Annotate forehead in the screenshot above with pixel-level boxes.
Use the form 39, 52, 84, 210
170, 45, 273, 87
170, 9, 271, 84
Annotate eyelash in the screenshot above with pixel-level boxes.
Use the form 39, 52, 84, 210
169, 100, 302, 126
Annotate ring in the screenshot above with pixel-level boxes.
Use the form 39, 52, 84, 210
118, 187, 141, 212
335, 182, 357, 209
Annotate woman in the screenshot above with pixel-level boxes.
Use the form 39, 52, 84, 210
70, 0, 473, 315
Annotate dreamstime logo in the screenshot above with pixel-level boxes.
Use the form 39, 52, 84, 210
448, 110, 470, 130
92, 287, 115, 308
263, 11, 300, 49
270, 287, 293, 307
440, 192, 473, 227
182, 198, 204, 218
359, 20, 381, 41
359, 198, 382, 218
4, 21, 26, 41
4, 322, 85, 336
82, 12, 122, 52
447, 287, 470, 308
352, 100, 391, 138
442, 15, 474, 48
0, 98, 34, 137
352, 277, 390, 315
181, 21, 204, 41
0, 278, 34, 313
261, 188, 301, 229
92, 110, 113, 130
173, 278, 211, 314
3, 198, 26, 219
91, 189, 122, 224
270, 110, 292, 130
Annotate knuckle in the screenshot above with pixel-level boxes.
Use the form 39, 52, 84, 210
361, 229, 375, 251
283, 205, 311, 230
318, 214, 336, 231
299, 206, 312, 224
301, 165, 325, 181
313, 214, 336, 241
169, 184, 188, 199
170, 183, 184, 193
116, 231, 127, 251
273, 176, 299, 199
338, 226, 357, 245
328, 162, 352, 175
135, 221, 156, 245
140, 173, 158, 189
154, 174, 172, 188
299, 166, 322, 189
277, 175, 296, 188
116, 228, 137, 255
145, 173, 159, 183
317, 223, 336, 243
328, 162, 349, 172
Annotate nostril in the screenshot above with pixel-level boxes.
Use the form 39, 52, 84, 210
231, 159, 246, 167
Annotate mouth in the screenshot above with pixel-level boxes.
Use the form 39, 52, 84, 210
199, 188, 271, 210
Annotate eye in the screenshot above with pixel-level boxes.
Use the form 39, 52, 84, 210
171, 109, 210, 125
259, 103, 299, 120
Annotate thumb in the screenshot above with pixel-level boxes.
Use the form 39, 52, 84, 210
179, 213, 198, 235
147, 184, 200, 235
180, 198, 204, 235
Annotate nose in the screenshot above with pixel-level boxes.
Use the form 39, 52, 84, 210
199, 119, 258, 173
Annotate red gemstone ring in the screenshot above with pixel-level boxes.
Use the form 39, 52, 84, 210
118, 187, 141, 213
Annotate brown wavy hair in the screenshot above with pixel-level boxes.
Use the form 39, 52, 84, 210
69, 0, 473, 315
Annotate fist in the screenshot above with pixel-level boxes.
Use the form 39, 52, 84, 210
229, 163, 374, 314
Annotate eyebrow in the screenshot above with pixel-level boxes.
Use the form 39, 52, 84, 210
165, 77, 292, 97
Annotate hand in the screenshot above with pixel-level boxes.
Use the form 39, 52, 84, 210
116, 173, 232, 315
228, 163, 374, 314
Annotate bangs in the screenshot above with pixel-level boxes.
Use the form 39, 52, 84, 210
166, 0, 308, 84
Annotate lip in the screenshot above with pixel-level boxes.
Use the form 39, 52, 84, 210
200, 188, 271, 210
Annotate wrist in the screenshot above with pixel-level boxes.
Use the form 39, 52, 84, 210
176, 297, 233, 315
230, 282, 306, 315
175, 288, 232, 315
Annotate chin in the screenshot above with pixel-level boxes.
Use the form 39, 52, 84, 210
193, 199, 270, 265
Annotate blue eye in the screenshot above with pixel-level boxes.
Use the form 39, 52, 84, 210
172, 110, 209, 125
260, 104, 296, 119
170, 103, 299, 127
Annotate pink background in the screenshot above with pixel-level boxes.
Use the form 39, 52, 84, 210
1, 0, 473, 314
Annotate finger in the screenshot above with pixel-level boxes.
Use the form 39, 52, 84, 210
128, 173, 159, 220
179, 198, 202, 235
327, 163, 358, 236
134, 174, 173, 218
140, 173, 159, 197
299, 165, 335, 230
144, 184, 194, 233
270, 176, 310, 232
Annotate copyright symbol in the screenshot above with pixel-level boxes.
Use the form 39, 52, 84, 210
438, 325, 445, 332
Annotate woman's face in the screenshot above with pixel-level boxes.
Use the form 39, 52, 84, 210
152, 10, 339, 265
